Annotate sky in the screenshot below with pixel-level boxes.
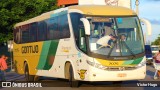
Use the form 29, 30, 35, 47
131, 0, 160, 42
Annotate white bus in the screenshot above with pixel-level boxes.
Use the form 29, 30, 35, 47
13, 5, 146, 87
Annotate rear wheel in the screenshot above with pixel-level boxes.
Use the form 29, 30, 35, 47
69, 65, 79, 87
24, 63, 34, 81
34, 75, 40, 81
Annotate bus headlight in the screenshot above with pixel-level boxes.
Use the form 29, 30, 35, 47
86, 60, 95, 66
86, 60, 106, 70
136, 61, 146, 68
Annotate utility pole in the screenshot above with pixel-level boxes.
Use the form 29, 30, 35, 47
135, 0, 139, 15
135, 0, 152, 45
8, 40, 14, 71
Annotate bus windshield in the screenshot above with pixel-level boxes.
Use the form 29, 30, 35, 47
88, 16, 145, 56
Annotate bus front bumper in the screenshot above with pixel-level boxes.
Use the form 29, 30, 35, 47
82, 65, 146, 81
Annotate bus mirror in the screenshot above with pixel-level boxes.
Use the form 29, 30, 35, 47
140, 18, 152, 36
80, 18, 90, 35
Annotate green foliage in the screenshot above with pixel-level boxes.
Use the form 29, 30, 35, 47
152, 34, 160, 45
0, 0, 58, 43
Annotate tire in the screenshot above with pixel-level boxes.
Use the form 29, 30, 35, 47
69, 65, 79, 87
24, 63, 34, 81
34, 75, 40, 81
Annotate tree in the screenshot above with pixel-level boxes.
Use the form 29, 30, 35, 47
0, 0, 58, 43
152, 34, 160, 45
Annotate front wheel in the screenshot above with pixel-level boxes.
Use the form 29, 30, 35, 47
69, 65, 79, 87
24, 63, 34, 81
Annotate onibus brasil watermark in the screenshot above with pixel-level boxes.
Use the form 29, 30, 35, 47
1, 82, 42, 87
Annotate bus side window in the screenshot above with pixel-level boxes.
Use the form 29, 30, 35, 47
21, 24, 30, 43
59, 14, 70, 39
79, 25, 87, 52
30, 22, 37, 42
37, 21, 47, 41
14, 27, 21, 44
70, 13, 87, 52
47, 17, 59, 40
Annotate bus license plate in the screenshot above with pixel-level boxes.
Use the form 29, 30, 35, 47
117, 73, 127, 77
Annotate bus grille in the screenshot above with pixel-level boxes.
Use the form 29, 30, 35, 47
104, 67, 137, 71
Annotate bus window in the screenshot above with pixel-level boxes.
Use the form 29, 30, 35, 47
87, 16, 144, 57
47, 17, 59, 40
116, 17, 144, 55
14, 27, 21, 44
37, 21, 47, 41
30, 22, 37, 42
79, 26, 87, 52
70, 13, 87, 52
59, 14, 70, 39
21, 25, 30, 43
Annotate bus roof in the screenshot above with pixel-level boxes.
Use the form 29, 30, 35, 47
15, 5, 136, 28
68, 5, 136, 16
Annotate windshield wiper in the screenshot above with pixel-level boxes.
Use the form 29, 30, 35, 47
107, 41, 116, 58
122, 41, 136, 58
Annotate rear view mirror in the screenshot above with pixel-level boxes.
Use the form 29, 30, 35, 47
140, 18, 152, 36
80, 18, 90, 35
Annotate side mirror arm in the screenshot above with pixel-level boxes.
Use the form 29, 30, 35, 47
80, 18, 91, 35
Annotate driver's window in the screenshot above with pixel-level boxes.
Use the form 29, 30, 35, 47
79, 24, 87, 52
70, 13, 87, 53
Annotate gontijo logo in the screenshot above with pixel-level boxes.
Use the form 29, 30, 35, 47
21, 45, 38, 54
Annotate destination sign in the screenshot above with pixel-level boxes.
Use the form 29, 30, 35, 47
92, 17, 111, 22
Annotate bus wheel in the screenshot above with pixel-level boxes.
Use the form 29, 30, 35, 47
34, 75, 40, 81
24, 63, 34, 81
69, 65, 79, 87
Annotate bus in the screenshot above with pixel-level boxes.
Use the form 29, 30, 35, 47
13, 5, 146, 87
151, 45, 159, 56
